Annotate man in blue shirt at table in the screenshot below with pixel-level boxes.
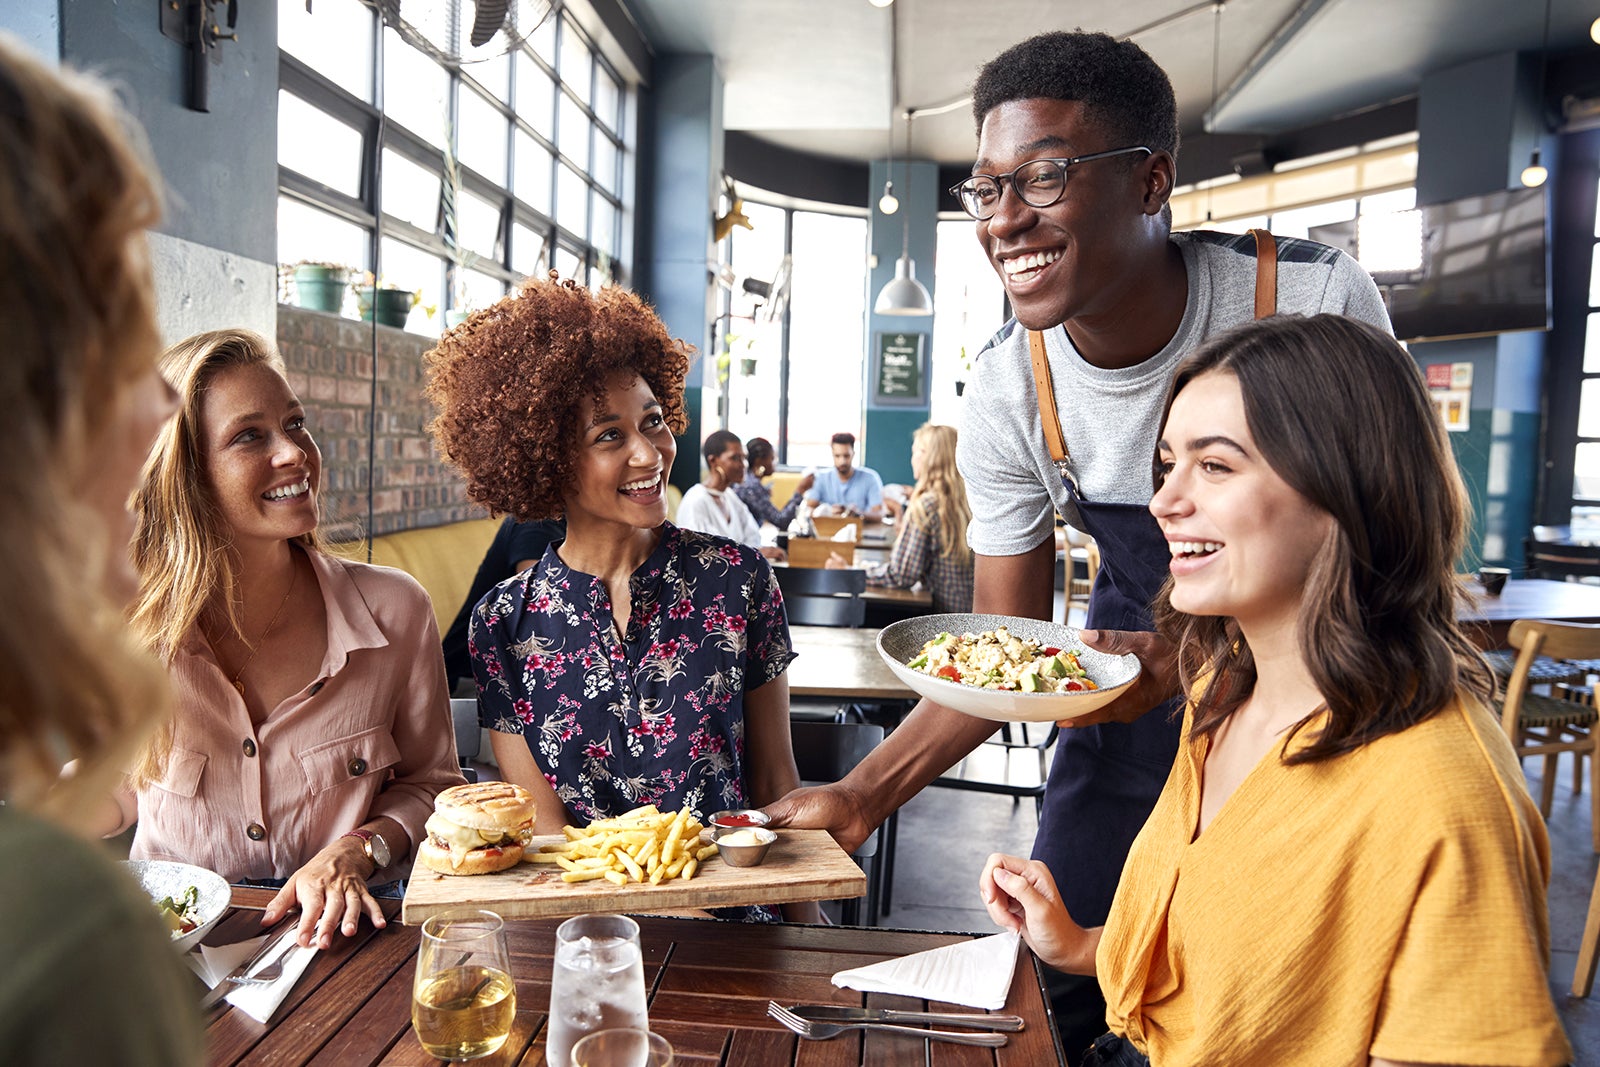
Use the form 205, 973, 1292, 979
805, 431, 884, 520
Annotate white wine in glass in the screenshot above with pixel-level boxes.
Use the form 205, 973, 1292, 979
413, 909, 516, 1062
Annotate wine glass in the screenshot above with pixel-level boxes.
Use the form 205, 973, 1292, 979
545, 914, 648, 1067
570, 1028, 674, 1066
412, 909, 516, 1062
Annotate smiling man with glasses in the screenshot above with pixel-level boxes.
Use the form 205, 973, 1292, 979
768, 30, 1390, 1066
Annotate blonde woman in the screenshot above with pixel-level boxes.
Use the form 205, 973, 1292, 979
113, 329, 464, 950
0, 33, 202, 1064
830, 424, 974, 613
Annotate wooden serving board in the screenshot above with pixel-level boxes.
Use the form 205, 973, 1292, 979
400, 829, 865, 925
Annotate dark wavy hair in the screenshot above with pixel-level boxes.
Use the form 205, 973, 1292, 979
425, 275, 691, 521
971, 31, 1178, 158
1151, 314, 1493, 763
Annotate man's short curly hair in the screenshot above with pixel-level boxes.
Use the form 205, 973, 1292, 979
971, 31, 1178, 159
425, 275, 692, 521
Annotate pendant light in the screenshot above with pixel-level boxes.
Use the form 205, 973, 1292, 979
872, 4, 929, 316
874, 110, 932, 315
1521, 0, 1551, 188
878, 106, 899, 215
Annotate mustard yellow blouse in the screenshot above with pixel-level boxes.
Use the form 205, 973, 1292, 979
1097, 693, 1571, 1066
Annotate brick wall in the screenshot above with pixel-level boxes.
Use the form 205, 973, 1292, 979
276, 305, 486, 540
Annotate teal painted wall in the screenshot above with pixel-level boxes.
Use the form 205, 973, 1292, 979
863, 158, 936, 486
1447, 409, 1540, 571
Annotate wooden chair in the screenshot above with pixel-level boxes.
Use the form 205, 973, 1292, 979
1576, 857, 1600, 996
789, 720, 891, 926
1495, 620, 1600, 848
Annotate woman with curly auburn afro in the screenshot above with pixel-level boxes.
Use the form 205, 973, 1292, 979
428, 276, 817, 923
427, 277, 690, 521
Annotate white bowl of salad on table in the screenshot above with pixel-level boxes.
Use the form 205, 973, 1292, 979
123, 859, 231, 954
876, 613, 1141, 723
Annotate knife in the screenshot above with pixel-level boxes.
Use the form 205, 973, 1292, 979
789, 1005, 1025, 1031
199, 923, 300, 1009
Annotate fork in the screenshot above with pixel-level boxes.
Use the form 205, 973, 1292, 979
766, 1001, 1007, 1048
233, 926, 303, 985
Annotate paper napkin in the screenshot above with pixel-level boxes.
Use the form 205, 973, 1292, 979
195, 934, 320, 1023
831, 930, 1021, 1011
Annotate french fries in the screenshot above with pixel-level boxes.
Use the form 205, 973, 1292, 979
528, 805, 724, 886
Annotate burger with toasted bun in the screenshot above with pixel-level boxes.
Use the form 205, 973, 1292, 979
419, 782, 536, 875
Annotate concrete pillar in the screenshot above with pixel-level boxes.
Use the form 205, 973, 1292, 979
864, 156, 936, 486
640, 54, 723, 493
1412, 50, 1550, 568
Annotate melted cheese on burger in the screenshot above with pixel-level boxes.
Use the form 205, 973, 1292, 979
425, 812, 532, 868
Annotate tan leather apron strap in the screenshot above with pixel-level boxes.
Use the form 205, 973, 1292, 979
1028, 329, 1070, 465
1251, 228, 1278, 319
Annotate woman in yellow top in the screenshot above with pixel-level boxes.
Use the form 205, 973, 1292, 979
981, 315, 1571, 1067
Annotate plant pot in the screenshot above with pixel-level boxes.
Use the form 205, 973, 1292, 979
293, 265, 347, 313
355, 286, 413, 329
739, 357, 758, 377
955, 380, 966, 396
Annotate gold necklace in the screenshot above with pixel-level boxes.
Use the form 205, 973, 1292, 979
225, 563, 298, 698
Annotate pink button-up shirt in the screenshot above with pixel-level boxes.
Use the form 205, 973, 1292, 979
121, 549, 465, 882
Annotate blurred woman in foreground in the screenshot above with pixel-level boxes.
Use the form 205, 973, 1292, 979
829, 423, 974, 613
113, 329, 464, 950
0, 33, 200, 1064
981, 315, 1570, 1066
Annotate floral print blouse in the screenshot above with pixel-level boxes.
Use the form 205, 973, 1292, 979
469, 524, 795, 919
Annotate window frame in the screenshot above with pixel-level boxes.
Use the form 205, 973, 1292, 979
276, 1, 630, 325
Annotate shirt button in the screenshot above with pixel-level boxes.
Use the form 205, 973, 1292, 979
309, 681, 325, 695
242, 739, 257, 758
348, 757, 368, 776
246, 823, 266, 841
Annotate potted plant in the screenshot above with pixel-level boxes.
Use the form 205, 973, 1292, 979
352, 272, 423, 329
955, 345, 972, 396
282, 260, 350, 313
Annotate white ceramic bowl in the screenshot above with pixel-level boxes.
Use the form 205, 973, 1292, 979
876, 613, 1141, 723
124, 859, 231, 954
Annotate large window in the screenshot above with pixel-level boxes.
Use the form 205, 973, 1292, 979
930, 219, 1006, 427
1571, 178, 1600, 507
716, 202, 868, 468
276, 0, 629, 334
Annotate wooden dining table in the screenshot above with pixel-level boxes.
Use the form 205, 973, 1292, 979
786, 625, 917, 701
203, 888, 1064, 1066
1457, 577, 1600, 649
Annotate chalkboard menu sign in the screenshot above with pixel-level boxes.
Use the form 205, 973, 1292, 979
873, 332, 927, 405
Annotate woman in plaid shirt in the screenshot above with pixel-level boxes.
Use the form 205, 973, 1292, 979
831, 424, 974, 612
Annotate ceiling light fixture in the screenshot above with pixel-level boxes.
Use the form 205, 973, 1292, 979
878, 94, 899, 214
868, 0, 894, 7
874, 108, 932, 316
1522, 0, 1552, 188
1591, 16, 1600, 45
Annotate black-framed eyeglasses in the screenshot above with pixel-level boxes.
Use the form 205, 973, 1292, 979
949, 146, 1153, 221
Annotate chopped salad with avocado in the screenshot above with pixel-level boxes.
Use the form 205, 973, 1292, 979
906, 627, 1100, 694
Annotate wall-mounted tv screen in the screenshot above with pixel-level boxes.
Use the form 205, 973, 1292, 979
1311, 186, 1549, 342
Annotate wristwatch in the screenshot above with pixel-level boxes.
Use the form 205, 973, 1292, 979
340, 828, 392, 870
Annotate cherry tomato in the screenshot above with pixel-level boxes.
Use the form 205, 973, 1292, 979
936, 664, 961, 682
1063, 679, 1086, 692
1041, 646, 1061, 656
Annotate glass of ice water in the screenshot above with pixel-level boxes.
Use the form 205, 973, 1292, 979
546, 914, 648, 1067
412, 909, 515, 1062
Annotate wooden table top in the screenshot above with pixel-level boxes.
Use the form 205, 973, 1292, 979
787, 625, 918, 701
1458, 578, 1600, 648
204, 888, 1064, 1066
862, 584, 933, 608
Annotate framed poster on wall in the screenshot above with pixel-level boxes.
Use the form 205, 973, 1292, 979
873, 331, 927, 406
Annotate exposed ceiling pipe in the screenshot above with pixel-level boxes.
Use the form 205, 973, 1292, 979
1204, 0, 1334, 132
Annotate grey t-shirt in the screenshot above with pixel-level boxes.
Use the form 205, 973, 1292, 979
958, 230, 1391, 556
